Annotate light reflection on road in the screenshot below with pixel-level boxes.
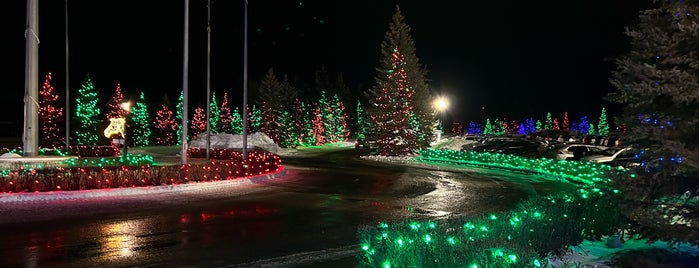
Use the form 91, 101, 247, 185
101, 220, 140, 259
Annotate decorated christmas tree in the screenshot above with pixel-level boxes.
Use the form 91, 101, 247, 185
318, 91, 332, 143
74, 74, 101, 145
260, 101, 279, 143
552, 118, 560, 130
209, 92, 221, 133
563, 112, 570, 130
525, 118, 536, 134
608, 0, 699, 245
544, 112, 553, 130
331, 94, 349, 141
492, 119, 504, 136
175, 91, 185, 144
355, 101, 367, 140
38, 72, 64, 148
106, 83, 127, 119
482, 119, 492, 135
154, 103, 176, 145
190, 106, 206, 139
366, 5, 433, 155
597, 107, 609, 136
130, 92, 152, 147
230, 107, 243, 135
578, 116, 590, 134
220, 91, 233, 134
451, 120, 463, 136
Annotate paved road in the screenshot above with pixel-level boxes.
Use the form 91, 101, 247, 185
0, 148, 575, 267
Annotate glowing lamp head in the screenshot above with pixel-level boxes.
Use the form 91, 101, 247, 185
433, 97, 449, 112
121, 102, 132, 112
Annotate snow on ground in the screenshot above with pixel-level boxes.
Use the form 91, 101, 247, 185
189, 131, 283, 153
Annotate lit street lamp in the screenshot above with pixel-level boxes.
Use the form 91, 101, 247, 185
121, 101, 131, 156
433, 96, 449, 139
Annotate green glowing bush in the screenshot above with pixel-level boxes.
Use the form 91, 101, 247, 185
357, 194, 622, 267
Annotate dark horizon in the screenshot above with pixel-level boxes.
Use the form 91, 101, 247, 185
0, 0, 656, 137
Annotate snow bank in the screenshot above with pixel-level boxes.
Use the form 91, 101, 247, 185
189, 132, 282, 153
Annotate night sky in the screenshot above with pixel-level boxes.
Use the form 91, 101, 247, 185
0, 0, 655, 137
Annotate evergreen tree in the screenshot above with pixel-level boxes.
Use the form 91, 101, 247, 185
366, 6, 433, 155
597, 107, 609, 136
492, 119, 504, 136
535, 120, 543, 132
175, 91, 185, 144
483, 118, 493, 135
451, 121, 463, 136
231, 107, 243, 134
106, 83, 127, 119
608, 0, 699, 245
552, 118, 560, 130
311, 104, 325, 145
318, 91, 332, 143
544, 112, 553, 130
588, 123, 596, 135
300, 101, 316, 146
74, 74, 101, 145
356, 101, 368, 140
578, 116, 590, 134
220, 92, 233, 133
251, 105, 261, 133
331, 94, 349, 141
525, 118, 536, 134
191, 106, 206, 139
563, 112, 570, 130
518, 123, 526, 135
131, 92, 152, 147
209, 92, 221, 133
260, 101, 279, 143
154, 103, 176, 145
38, 72, 64, 148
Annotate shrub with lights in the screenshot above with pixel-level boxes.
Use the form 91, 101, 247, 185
357, 148, 634, 267
357, 191, 622, 267
0, 150, 282, 193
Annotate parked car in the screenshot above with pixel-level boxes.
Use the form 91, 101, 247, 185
553, 144, 606, 160
581, 146, 633, 164
355, 138, 372, 149
472, 139, 545, 158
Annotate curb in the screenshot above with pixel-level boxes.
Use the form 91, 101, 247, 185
0, 167, 287, 204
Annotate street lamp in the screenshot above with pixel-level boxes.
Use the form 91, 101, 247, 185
433, 96, 449, 137
121, 101, 131, 156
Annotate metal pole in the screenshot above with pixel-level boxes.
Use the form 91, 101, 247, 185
242, 0, 248, 161
23, 0, 39, 157
205, 0, 211, 160
181, 0, 189, 164
65, 0, 70, 149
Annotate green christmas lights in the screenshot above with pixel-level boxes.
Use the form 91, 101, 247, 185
131, 92, 152, 147
74, 74, 102, 146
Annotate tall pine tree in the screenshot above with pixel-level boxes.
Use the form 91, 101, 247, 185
209, 92, 221, 133
366, 6, 431, 155
231, 107, 243, 135
154, 103, 176, 145
131, 92, 152, 147
74, 74, 101, 145
597, 107, 609, 136
608, 0, 699, 245
220, 91, 233, 133
106, 83, 127, 119
191, 106, 207, 139
38, 72, 64, 148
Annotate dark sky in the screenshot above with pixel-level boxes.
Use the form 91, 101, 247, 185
1, 0, 655, 136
